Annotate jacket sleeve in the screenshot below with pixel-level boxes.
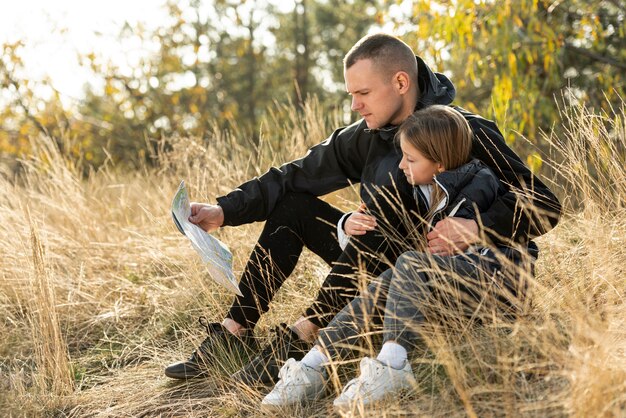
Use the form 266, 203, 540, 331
461, 110, 562, 243
216, 123, 368, 226
452, 167, 503, 221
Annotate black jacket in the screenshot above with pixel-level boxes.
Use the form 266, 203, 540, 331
423, 159, 502, 225
216, 56, 561, 245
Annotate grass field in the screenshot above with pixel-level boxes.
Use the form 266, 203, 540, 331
1, 101, 624, 417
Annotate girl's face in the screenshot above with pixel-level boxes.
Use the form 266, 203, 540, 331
398, 136, 444, 185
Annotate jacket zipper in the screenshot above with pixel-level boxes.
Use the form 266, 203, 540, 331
431, 175, 451, 226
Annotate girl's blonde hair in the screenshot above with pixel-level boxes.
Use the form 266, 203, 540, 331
397, 105, 473, 221
398, 105, 473, 171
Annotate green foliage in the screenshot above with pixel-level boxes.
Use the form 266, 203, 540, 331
1, 0, 381, 169
2, 1, 625, 171
386, 0, 626, 154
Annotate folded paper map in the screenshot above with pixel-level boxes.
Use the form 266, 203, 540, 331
171, 181, 242, 296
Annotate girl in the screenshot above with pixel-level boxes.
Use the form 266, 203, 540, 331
261, 105, 524, 410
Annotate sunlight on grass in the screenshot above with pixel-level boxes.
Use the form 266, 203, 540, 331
0, 100, 624, 417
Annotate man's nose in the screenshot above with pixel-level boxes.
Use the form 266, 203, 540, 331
351, 96, 361, 111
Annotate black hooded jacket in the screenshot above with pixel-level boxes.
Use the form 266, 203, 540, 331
425, 159, 502, 225
216, 56, 561, 246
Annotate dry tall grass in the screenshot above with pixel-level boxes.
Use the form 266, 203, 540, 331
0, 100, 624, 417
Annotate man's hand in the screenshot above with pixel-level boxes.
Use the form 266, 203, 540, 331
426, 217, 479, 256
344, 203, 377, 236
189, 203, 224, 233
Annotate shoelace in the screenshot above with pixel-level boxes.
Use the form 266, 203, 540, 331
276, 358, 311, 387
341, 358, 381, 395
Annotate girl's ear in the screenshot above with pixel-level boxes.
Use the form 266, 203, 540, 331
437, 163, 445, 173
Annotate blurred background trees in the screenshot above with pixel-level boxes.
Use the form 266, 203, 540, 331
1, 0, 625, 171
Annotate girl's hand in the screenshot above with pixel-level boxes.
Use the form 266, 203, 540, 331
344, 203, 377, 236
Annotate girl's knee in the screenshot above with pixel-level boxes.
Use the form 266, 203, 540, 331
394, 251, 430, 276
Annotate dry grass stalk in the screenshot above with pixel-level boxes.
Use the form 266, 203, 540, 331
0, 99, 624, 417
27, 206, 74, 399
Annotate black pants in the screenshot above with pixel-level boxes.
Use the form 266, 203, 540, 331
226, 190, 420, 329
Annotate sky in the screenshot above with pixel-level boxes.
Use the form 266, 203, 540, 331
0, 0, 406, 107
0, 0, 170, 102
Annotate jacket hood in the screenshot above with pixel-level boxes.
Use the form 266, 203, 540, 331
432, 159, 489, 214
415, 55, 456, 109
372, 55, 456, 141
435, 160, 485, 196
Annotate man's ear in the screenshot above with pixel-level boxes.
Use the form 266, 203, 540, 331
394, 71, 411, 94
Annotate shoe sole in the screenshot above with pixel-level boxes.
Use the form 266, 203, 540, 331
260, 391, 326, 410
164, 367, 209, 380
333, 384, 415, 412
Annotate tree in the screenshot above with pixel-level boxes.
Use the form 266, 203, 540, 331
0, 41, 77, 170
1, 0, 385, 169
385, 0, 626, 168
272, 0, 384, 108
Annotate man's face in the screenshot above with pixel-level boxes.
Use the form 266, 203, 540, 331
344, 59, 405, 129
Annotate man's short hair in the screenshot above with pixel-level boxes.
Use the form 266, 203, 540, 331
344, 33, 418, 82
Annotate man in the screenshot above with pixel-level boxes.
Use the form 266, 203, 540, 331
164, 33, 561, 385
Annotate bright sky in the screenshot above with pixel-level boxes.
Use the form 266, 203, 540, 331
0, 0, 170, 102
1, 1, 406, 107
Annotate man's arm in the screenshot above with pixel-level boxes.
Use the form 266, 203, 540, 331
427, 110, 561, 255
427, 163, 503, 255
188, 203, 225, 233
216, 121, 368, 227
461, 109, 561, 243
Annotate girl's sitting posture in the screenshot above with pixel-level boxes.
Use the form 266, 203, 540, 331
261, 105, 527, 410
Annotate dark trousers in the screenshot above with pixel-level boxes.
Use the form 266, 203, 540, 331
226, 191, 419, 329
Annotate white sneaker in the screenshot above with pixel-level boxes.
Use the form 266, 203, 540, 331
261, 358, 327, 407
333, 357, 415, 411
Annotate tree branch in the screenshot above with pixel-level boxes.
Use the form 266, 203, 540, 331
564, 42, 626, 71
606, 0, 626, 15
0, 63, 54, 140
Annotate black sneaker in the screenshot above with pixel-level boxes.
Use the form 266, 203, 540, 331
231, 323, 311, 386
164, 317, 259, 379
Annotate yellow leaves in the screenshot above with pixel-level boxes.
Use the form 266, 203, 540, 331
375, 11, 385, 25
417, 17, 431, 42
414, 0, 430, 14
543, 53, 553, 72
104, 83, 118, 96
508, 52, 517, 77
491, 74, 513, 127
19, 123, 32, 136
466, 53, 477, 83
526, 152, 542, 173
